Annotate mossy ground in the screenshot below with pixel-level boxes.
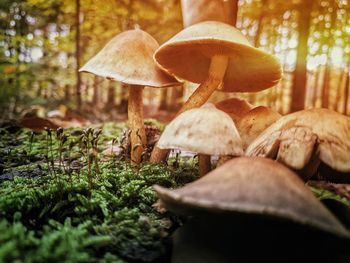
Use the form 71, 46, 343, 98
0, 120, 196, 263
0, 120, 349, 263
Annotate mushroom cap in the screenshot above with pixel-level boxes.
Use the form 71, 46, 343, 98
157, 105, 243, 156
154, 157, 349, 237
181, 0, 235, 27
215, 97, 254, 123
80, 29, 178, 88
246, 108, 350, 173
237, 106, 281, 149
154, 21, 282, 92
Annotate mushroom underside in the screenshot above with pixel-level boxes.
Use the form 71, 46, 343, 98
246, 126, 350, 181
171, 214, 350, 263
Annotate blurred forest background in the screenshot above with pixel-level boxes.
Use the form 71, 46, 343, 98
0, 0, 349, 122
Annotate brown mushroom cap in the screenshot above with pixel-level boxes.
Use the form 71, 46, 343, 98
237, 106, 281, 149
181, 0, 236, 27
154, 157, 348, 237
154, 21, 282, 92
246, 108, 350, 173
157, 105, 243, 156
215, 97, 254, 123
80, 29, 178, 87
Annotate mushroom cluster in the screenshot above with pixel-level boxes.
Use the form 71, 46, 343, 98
151, 21, 282, 162
78, 6, 350, 262
246, 108, 350, 181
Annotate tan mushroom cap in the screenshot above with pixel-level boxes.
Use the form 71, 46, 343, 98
154, 157, 349, 237
215, 97, 254, 123
237, 106, 281, 149
157, 105, 243, 156
246, 108, 350, 172
181, 0, 236, 27
154, 21, 282, 92
80, 29, 178, 87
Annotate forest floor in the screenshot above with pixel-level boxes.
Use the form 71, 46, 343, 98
0, 106, 350, 262
0, 118, 198, 262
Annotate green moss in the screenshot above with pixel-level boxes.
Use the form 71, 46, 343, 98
0, 216, 119, 263
310, 187, 350, 207
0, 124, 197, 263
0, 121, 199, 262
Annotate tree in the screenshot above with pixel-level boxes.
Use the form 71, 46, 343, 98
290, 0, 313, 112
75, 0, 81, 110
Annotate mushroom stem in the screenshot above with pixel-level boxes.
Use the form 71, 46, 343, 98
198, 154, 211, 177
128, 85, 147, 164
178, 54, 229, 115
150, 55, 228, 163
150, 147, 169, 163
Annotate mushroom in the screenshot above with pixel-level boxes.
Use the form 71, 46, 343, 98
237, 106, 281, 150
181, 0, 236, 27
150, 21, 281, 163
215, 97, 254, 123
154, 21, 282, 115
80, 29, 178, 164
157, 104, 243, 176
246, 108, 350, 181
154, 157, 348, 237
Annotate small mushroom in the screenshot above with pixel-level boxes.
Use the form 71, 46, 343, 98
154, 21, 282, 114
80, 29, 178, 164
157, 104, 243, 176
154, 157, 348, 238
246, 108, 350, 181
237, 106, 281, 150
215, 97, 254, 123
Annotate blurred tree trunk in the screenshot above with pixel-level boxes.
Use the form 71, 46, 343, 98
344, 62, 350, 115
290, 1, 313, 112
321, 3, 337, 109
158, 89, 168, 110
169, 84, 184, 112
253, 0, 267, 47
334, 69, 345, 111
75, 0, 82, 111
310, 67, 320, 108
118, 85, 128, 113
64, 84, 70, 101
106, 82, 116, 109
37, 81, 43, 97
84, 81, 89, 101
92, 76, 100, 106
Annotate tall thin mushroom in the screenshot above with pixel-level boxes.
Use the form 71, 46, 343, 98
80, 29, 178, 164
151, 21, 281, 162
